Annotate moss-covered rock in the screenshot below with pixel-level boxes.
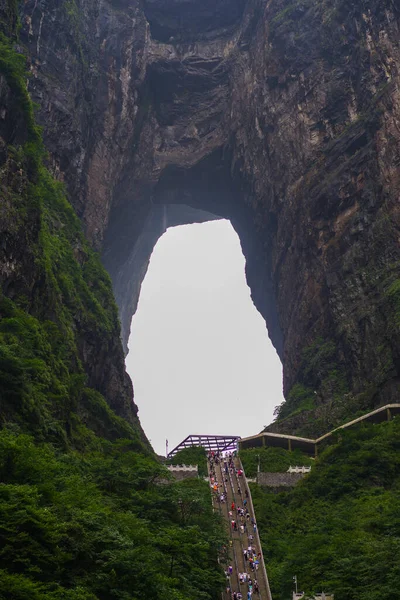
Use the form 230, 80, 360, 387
0, 30, 142, 444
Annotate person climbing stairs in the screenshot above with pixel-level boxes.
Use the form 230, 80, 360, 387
207, 452, 273, 600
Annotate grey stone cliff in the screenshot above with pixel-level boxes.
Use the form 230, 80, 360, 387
13, 0, 400, 434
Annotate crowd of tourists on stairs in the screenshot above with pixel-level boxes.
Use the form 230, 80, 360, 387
207, 450, 262, 600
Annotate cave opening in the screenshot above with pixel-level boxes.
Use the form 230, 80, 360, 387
102, 148, 286, 443
125, 219, 284, 456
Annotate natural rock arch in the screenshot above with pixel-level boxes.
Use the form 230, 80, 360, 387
20, 0, 400, 435
102, 149, 283, 362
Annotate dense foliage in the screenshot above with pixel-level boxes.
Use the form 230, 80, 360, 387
0, 25, 226, 600
0, 27, 134, 441
2, 7, 400, 600
251, 419, 400, 600
167, 447, 208, 477
273, 338, 350, 432
0, 428, 226, 599
240, 447, 314, 478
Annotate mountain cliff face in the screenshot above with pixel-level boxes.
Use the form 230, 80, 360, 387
1, 5, 400, 598
2, 0, 400, 435
0, 0, 144, 441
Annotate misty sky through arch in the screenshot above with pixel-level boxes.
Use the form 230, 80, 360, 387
125, 219, 284, 456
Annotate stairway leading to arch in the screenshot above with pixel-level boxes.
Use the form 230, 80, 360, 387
208, 454, 273, 600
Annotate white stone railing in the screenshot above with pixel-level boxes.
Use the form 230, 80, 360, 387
287, 465, 312, 474
167, 464, 198, 472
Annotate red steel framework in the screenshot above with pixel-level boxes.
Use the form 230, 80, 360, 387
167, 434, 240, 458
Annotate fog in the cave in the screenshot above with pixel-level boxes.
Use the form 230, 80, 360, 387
125, 219, 284, 457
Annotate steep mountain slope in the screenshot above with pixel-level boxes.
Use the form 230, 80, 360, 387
0, 9, 140, 440
0, 7, 226, 599
6, 0, 399, 432
249, 418, 400, 600
1, 3, 400, 598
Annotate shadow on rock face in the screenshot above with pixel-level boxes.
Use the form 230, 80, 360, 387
143, 0, 247, 42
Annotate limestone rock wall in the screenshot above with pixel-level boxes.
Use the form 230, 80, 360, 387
12, 0, 400, 434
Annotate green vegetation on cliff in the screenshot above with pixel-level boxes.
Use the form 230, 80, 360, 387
0, 28, 134, 439
273, 337, 352, 436
0, 29, 226, 600
167, 446, 208, 477
240, 447, 313, 478
251, 419, 400, 600
386, 277, 400, 329
0, 428, 226, 599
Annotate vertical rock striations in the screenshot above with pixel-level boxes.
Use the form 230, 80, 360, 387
0, 2, 145, 442
1, 0, 400, 434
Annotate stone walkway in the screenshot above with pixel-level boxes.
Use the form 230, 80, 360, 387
209, 456, 272, 600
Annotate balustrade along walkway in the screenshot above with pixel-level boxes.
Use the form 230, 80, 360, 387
207, 453, 272, 600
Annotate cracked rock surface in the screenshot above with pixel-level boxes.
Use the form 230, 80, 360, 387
11, 0, 400, 434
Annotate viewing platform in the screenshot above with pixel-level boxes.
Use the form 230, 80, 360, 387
167, 434, 240, 458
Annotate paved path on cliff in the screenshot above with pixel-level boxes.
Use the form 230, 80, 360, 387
208, 454, 272, 600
